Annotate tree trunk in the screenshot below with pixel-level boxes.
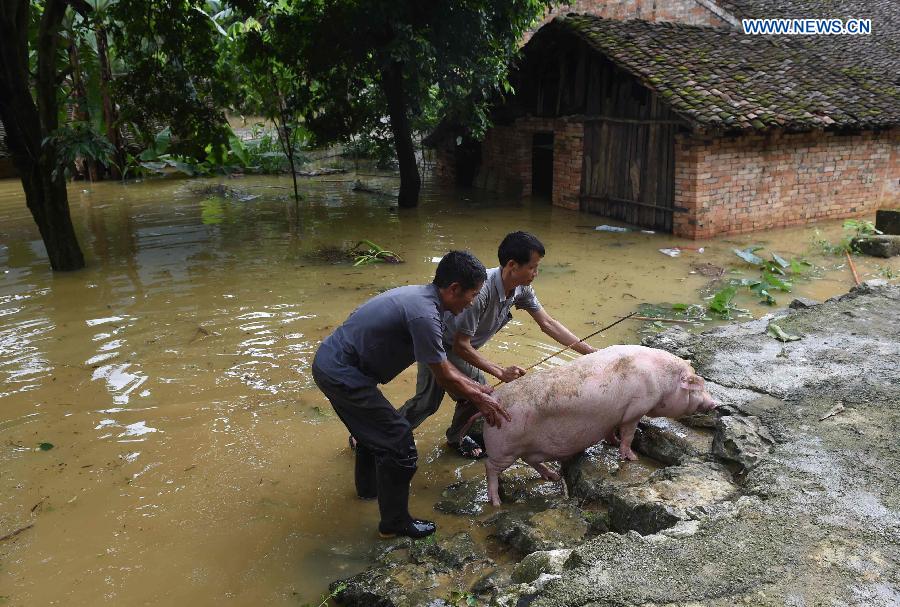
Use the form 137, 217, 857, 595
0, 0, 85, 271
380, 60, 420, 208
95, 24, 123, 179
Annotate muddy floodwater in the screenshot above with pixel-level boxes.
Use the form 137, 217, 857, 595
0, 168, 897, 605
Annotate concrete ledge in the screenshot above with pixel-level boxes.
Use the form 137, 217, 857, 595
852, 234, 900, 258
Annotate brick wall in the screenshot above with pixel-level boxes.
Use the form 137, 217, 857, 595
674, 128, 900, 239
472, 116, 584, 210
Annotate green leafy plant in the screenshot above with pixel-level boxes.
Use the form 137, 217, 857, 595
767, 323, 801, 342
707, 285, 738, 318
44, 122, 118, 180
301, 582, 347, 607
448, 589, 479, 606
875, 265, 897, 280
351, 240, 403, 266
812, 221, 882, 255
731, 247, 812, 305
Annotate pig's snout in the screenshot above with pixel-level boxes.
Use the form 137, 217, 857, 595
698, 395, 718, 412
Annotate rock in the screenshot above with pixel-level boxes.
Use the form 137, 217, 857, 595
471, 567, 513, 596
677, 410, 719, 429
607, 459, 737, 535
497, 462, 566, 505
330, 561, 444, 607
789, 297, 820, 309
409, 532, 481, 570
632, 417, 713, 465
490, 582, 539, 607
562, 443, 657, 503
489, 503, 590, 554
640, 326, 694, 359
512, 549, 573, 583
875, 208, 900, 235
712, 415, 776, 470
851, 234, 900, 257
333, 534, 493, 606
434, 478, 487, 516
734, 395, 785, 419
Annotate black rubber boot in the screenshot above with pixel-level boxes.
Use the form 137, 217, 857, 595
375, 461, 435, 539
354, 443, 378, 500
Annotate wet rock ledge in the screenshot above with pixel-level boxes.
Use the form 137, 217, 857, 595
330, 282, 900, 606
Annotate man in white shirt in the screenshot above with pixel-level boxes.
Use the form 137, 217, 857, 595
398, 231, 597, 458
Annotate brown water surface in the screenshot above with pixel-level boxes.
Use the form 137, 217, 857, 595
0, 169, 896, 604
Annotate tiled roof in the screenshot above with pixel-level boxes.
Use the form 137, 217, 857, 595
552, 13, 900, 131
718, 0, 900, 78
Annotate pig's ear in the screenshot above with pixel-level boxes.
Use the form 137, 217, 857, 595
680, 372, 706, 391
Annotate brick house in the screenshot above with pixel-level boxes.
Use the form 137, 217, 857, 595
430, 0, 900, 238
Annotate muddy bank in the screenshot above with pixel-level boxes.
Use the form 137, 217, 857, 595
330, 281, 900, 606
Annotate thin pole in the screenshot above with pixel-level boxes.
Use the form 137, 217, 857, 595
492, 311, 638, 387
845, 250, 861, 286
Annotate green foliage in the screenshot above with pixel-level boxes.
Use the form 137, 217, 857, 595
262, 0, 550, 153
44, 122, 118, 180
108, 0, 238, 160
38, 442, 55, 451
708, 286, 738, 318
733, 246, 764, 265
730, 247, 812, 305
812, 221, 882, 255
448, 589, 479, 606
844, 219, 880, 238
767, 323, 801, 342
875, 264, 897, 280
299, 582, 347, 607
351, 240, 403, 266
638, 302, 707, 322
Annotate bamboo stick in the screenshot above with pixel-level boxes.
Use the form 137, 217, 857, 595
845, 250, 861, 286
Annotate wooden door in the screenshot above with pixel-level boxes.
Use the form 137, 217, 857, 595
580, 119, 675, 232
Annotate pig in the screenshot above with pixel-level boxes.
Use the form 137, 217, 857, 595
468, 345, 718, 506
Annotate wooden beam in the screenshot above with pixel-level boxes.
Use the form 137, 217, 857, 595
583, 115, 686, 126
580, 194, 685, 213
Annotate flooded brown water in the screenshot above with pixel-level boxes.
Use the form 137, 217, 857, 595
0, 167, 897, 605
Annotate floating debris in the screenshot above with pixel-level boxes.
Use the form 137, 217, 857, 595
297, 167, 347, 177
352, 180, 396, 198
191, 183, 260, 202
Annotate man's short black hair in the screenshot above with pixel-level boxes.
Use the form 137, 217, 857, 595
433, 250, 487, 290
498, 231, 545, 267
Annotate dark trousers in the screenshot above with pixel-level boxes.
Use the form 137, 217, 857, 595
312, 361, 420, 528
397, 353, 485, 443
311, 365, 417, 469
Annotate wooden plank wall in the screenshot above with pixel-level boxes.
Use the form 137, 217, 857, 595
513, 34, 685, 231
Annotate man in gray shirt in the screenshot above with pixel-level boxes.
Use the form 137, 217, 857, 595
312, 251, 509, 539
399, 231, 597, 458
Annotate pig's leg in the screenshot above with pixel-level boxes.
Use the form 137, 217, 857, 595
603, 426, 621, 446
484, 457, 515, 507
526, 459, 560, 482
618, 418, 641, 461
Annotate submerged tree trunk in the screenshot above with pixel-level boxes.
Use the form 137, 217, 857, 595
0, 0, 85, 271
380, 60, 420, 208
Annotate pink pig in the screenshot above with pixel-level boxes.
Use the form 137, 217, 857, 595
473, 345, 718, 506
